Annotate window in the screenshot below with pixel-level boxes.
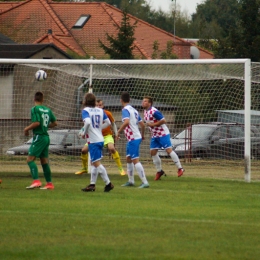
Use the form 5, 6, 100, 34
213, 126, 229, 139
228, 126, 244, 138
49, 133, 65, 145
72, 15, 91, 29
66, 133, 78, 145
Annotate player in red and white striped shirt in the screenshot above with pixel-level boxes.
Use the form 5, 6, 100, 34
142, 96, 184, 180
116, 92, 149, 188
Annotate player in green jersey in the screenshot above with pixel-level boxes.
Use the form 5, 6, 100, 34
24, 92, 57, 190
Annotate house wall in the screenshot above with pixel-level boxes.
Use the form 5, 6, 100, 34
8, 64, 82, 120
175, 43, 191, 59
0, 73, 13, 118
30, 47, 69, 59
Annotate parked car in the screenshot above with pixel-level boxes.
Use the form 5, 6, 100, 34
158, 123, 260, 159
6, 129, 86, 156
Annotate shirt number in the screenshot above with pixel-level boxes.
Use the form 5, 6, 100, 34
91, 115, 100, 128
42, 113, 49, 127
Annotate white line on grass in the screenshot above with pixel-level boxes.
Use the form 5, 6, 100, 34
1, 210, 259, 227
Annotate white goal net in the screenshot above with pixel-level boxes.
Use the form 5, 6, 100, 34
0, 58, 258, 182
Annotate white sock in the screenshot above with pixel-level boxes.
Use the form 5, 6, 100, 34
127, 162, 135, 184
97, 164, 110, 185
90, 166, 98, 184
135, 162, 148, 184
152, 154, 162, 172
169, 151, 182, 169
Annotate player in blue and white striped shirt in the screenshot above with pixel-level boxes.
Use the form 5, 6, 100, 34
142, 96, 184, 180
80, 93, 114, 192
116, 92, 149, 188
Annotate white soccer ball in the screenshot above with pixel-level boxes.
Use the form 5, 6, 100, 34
35, 70, 47, 81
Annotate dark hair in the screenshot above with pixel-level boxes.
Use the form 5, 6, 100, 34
34, 92, 43, 102
96, 99, 103, 103
83, 93, 96, 107
121, 92, 130, 103
143, 96, 153, 106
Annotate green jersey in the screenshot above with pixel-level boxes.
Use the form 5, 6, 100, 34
31, 105, 56, 135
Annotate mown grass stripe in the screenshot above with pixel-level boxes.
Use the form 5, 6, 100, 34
1, 209, 259, 227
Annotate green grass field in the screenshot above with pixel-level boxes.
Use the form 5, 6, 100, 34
1, 171, 260, 260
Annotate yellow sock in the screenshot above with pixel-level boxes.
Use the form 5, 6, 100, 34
112, 151, 122, 169
81, 153, 88, 169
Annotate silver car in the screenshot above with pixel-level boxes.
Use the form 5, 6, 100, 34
158, 123, 260, 159
6, 129, 86, 156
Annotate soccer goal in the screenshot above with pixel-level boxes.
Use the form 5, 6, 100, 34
0, 58, 257, 182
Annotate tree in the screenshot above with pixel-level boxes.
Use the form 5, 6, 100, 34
160, 41, 178, 59
210, 0, 260, 61
99, 9, 137, 59
189, 0, 240, 53
151, 40, 159, 59
191, 0, 240, 39
151, 40, 178, 59
234, 0, 260, 61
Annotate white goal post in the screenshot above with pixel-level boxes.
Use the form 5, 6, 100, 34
0, 58, 253, 182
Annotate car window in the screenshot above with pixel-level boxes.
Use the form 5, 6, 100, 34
65, 133, 78, 145
212, 126, 229, 139
229, 126, 244, 138
176, 126, 214, 140
49, 133, 65, 145
251, 127, 260, 137
234, 127, 259, 138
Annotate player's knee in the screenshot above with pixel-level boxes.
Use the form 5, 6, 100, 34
150, 149, 157, 156
109, 147, 116, 154
82, 147, 88, 154
26, 156, 35, 163
166, 148, 173, 154
40, 158, 48, 164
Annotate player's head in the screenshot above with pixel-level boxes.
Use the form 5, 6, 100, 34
121, 92, 130, 104
34, 92, 43, 102
96, 99, 104, 108
142, 96, 153, 109
83, 93, 96, 107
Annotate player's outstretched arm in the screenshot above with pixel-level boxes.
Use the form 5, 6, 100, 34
111, 122, 118, 136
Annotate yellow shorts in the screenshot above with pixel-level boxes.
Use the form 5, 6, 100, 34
104, 134, 114, 147
84, 134, 114, 148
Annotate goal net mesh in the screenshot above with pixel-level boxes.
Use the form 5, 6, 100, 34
0, 60, 259, 181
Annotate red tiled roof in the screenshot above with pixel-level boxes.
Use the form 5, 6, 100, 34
0, 2, 20, 13
0, 0, 214, 59
34, 34, 86, 56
